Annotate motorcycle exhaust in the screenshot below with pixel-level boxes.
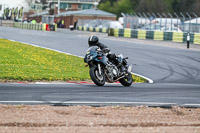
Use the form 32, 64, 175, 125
114, 73, 128, 82
128, 64, 132, 73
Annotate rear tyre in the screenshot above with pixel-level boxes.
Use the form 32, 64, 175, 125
90, 67, 105, 86
119, 73, 133, 87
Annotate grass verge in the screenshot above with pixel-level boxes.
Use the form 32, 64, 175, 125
0, 39, 147, 83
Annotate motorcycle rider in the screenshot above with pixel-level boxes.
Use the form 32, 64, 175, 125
88, 35, 126, 73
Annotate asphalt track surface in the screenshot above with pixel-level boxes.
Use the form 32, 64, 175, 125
0, 27, 200, 107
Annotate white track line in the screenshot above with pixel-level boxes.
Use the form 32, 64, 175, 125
0, 101, 176, 105
184, 104, 200, 106
132, 72, 153, 83
1, 101, 200, 107
5, 38, 154, 83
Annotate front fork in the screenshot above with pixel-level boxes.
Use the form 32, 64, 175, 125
85, 62, 103, 75
98, 63, 102, 75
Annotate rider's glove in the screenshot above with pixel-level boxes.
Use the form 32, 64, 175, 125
103, 48, 110, 53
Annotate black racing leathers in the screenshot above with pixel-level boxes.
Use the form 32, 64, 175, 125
95, 43, 120, 67
96, 42, 108, 51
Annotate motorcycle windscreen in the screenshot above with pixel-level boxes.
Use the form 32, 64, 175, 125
86, 46, 99, 55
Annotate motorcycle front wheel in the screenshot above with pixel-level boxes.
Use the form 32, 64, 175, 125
89, 67, 105, 86
119, 73, 133, 87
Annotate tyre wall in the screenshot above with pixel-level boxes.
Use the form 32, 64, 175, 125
13, 22, 57, 31
77, 26, 200, 45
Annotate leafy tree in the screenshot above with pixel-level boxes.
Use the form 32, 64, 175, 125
98, 1, 112, 13
190, 0, 200, 16
135, 0, 168, 13
100, 0, 118, 4
98, 0, 200, 17
115, 0, 134, 15
99, 0, 134, 18
164, 0, 200, 16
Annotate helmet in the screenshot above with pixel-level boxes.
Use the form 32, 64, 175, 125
88, 36, 99, 47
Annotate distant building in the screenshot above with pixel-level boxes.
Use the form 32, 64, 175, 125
29, 3, 43, 13
54, 9, 116, 28
47, 0, 100, 14
0, 0, 27, 19
29, 8, 116, 29
28, 0, 115, 29
0, 4, 8, 18
29, 11, 49, 22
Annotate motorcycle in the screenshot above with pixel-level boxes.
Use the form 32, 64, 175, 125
84, 46, 133, 86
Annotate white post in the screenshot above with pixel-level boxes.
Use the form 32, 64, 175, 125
58, 0, 60, 14
22, 8, 24, 23
187, 32, 190, 49
93, 0, 100, 9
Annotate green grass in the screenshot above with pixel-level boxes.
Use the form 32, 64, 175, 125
0, 39, 147, 83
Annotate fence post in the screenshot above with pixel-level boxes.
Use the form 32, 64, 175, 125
147, 12, 152, 31
137, 13, 143, 29
130, 14, 134, 29
138, 12, 143, 28
121, 13, 126, 29
0, 18, 2, 26
174, 12, 179, 32
127, 14, 131, 29
180, 12, 185, 32
186, 12, 191, 32
134, 13, 139, 29
157, 13, 162, 31
152, 13, 157, 30
168, 13, 173, 32
143, 13, 148, 30
162, 13, 167, 31
193, 12, 198, 33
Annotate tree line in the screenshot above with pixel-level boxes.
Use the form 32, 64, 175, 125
98, 0, 200, 18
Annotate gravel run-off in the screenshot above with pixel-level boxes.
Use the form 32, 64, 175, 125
0, 105, 200, 133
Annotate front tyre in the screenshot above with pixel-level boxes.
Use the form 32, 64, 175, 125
89, 67, 105, 86
119, 73, 133, 87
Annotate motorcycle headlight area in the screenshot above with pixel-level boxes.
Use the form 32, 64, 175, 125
87, 55, 94, 61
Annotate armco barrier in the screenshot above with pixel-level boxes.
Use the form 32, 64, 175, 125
194, 33, 200, 44
146, 31, 154, 39
78, 26, 107, 33
13, 22, 57, 31
78, 26, 82, 31
113, 29, 119, 37
49, 24, 57, 31
124, 28, 131, 38
164, 32, 173, 41
95, 27, 100, 32
154, 31, 164, 41
131, 30, 138, 38
83, 26, 87, 31
42, 24, 46, 31
172, 32, 184, 43
102, 28, 108, 33
89, 27, 94, 32
77, 26, 200, 45
137, 30, 146, 39
119, 29, 124, 37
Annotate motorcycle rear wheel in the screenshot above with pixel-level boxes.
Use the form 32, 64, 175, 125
119, 73, 133, 86
90, 67, 105, 86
